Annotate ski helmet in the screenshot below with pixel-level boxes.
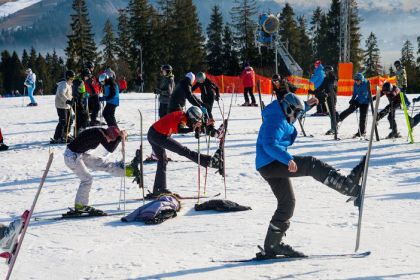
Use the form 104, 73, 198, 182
196, 72, 206, 83
81, 68, 91, 78
272, 74, 281, 82
280, 93, 304, 120
382, 82, 392, 92
105, 126, 120, 141
185, 72, 196, 84
324, 65, 334, 72
65, 70, 76, 80
354, 73, 363, 81
98, 73, 109, 85
26, 68, 32, 74
161, 64, 173, 72
394, 60, 401, 67
186, 106, 203, 123
84, 61, 95, 70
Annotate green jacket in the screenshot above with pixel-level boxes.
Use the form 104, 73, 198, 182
396, 67, 407, 89
156, 74, 175, 104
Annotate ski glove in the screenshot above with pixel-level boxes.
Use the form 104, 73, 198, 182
66, 99, 74, 106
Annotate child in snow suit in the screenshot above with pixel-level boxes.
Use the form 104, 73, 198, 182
256, 93, 366, 257
376, 82, 402, 139
0, 128, 9, 151
155, 64, 175, 118
147, 106, 222, 198
168, 72, 203, 113
192, 72, 220, 119
64, 126, 135, 212
338, 73, 371, 138
51, 70, 75, 144
99, 73, 120, 127
240, 63, 257, 106
24, 68, 37, 106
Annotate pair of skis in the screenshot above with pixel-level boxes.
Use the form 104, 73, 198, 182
1, 153, 54, 280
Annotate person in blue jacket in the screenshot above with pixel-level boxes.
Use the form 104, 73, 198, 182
338, 73, 372, 138
256, 93, 366, 258
24, 68, 37, 106
99, 73, 120, 127
309, 60, 328, 115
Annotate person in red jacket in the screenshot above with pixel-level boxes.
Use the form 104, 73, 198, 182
147, 106, 223, 198
240, 62, 257, 106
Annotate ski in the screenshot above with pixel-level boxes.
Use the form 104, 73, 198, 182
2, 153, 54, 280
212, 251, 371, 263
354, 86, 381, 252
33, 211, 125, 222
135, 192, 221, 201
400, 91, 414, 143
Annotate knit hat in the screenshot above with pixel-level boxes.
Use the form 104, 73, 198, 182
106, 126, 120, 141
186, 72, 195, 84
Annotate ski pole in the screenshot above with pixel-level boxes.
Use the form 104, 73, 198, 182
22, 87, 26, 107
138, 109, 145, 204
203, 128, 211, 195
118, 138, 126, 213
196, 128, 201, 204
65, 107, 73, 143
154, 94, 158, 122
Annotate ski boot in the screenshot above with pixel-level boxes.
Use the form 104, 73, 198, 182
210, 148, 224, 177
0, 143, 9, 151
144, 152, 159, 163
241, 102, 250, 107
125, 149, 142, 183
258, 223, 306, 259
352, 132, 366, 139
250, 102, 258, 107
325, 128, 337, 135
385, 131, 401, 139
64, 204, 106, 217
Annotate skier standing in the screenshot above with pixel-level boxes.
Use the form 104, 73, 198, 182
24, 68, 37, 106
168, 72, 203, 113
240, 62, 257, 106
321, 66, 339, 135
155, 64, 175, 118
337, 73, 371, 138
72, 69, 91, 136
309, 60, 328, 115
99, 73, 120, 127
0, 128, 9, 151
51, 70, 75, 144
376, 82, 402, 139
256, 93, 366, 257
192, 72, 220, 119
64, 126, 136, 213
146, 106, 222, 198
84, 62, 102, 126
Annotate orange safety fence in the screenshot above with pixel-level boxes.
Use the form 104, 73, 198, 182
194, 73, 397, 97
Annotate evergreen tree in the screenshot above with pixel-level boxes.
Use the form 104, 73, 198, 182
230, 0, 259, 66
325, 0, 340, 67
363, 32, 381, 77
310, 7, 323, 58
65, 0, 98, 71
417, 36, 420, 65
278, 4, 300, 66
170, 0, 205, 76
117, 9, 131, 62
349, 0, 363, 71
10, 51, 24, 93
156, 0, 175, 64
221, 24, 240, 75
296, 16, 312, 76
0, 51, 12, 93
401, 40, 415, 68
35, 53, 48, 94
206, 5, 225, 75
101, 19, 118, 69
21, 49, 29, 69
28, 47, 37, 71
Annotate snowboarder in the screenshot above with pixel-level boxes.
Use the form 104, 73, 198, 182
337, 73, 371, 138
146, 106, 222, 198
155, 64, 175, 118
99, 73, 120, 127
256, 93, 365, 257
271, 74, 296, 101
0, 128, 9, 151
84, 62, 102, 126
168, 72, 203, 113
240, 62, 257, 106
309, 60, 328, 115
376, 82, 402, 139
192, 72, 220, 119
51, 70, 75, 144
24, 68, 37, 106
394, 60, 407, 93
0, 219, 23, 250
64, 126, 137, 213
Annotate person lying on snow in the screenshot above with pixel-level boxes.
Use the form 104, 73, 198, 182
256, 93, 366, 258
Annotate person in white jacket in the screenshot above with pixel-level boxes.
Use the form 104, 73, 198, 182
24, 68, 37, 106
51, 70, 76, 144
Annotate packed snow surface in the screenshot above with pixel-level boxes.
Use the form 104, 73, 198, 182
1, 93, 420, 279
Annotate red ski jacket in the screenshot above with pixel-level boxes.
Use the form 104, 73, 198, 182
152, 111, 188, 136
240, 66, 255, 88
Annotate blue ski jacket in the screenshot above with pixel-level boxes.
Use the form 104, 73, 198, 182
310, 64, 325, 90
353, 73, 370, 105
104, 83, 120, 106
255, 101, 297, 170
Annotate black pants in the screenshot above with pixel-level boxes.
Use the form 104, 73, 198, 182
377, 103, 398, 133
159, 103, 169, 119
339, 102, 369, 134
327, 93, 338, 131
258, 157, 334, 232
53, 108, 72, 140
103, 103, 117, 127
202, 97, 215, 119
147, 127, 212, 193
73, 102, 89, 136
88, 95, 100, 122
244, 87, 256, 104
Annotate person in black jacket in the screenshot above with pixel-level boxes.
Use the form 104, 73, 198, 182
271, 74, 297, 101
321, 66, 339, 136
72, 70, 91, 136
155, 64, 175, 118
192, 72, 220, 119
64, 126, 136, 212
168, 72, 203, 113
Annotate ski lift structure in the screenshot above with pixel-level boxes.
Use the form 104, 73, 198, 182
256, 13, 303, 77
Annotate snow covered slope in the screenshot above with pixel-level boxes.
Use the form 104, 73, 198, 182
1, 93, 419, 279
0, 0, 42, 17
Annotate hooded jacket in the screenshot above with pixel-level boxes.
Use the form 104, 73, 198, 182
240, 66, 255, 88
352, 73, 371, 105
256, 100, 297, 170
310, 64, 325, 90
